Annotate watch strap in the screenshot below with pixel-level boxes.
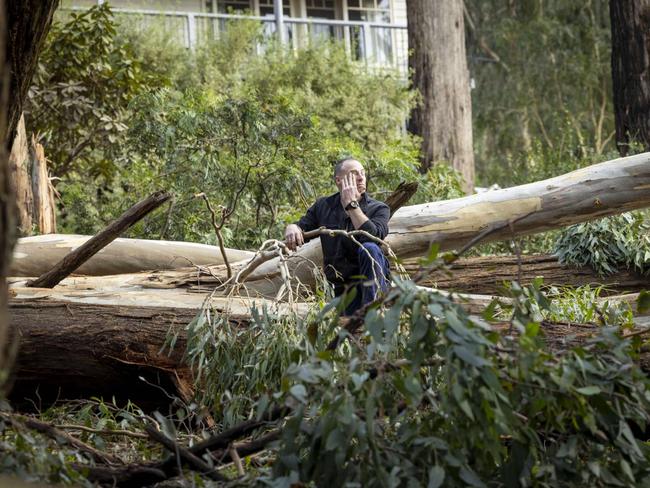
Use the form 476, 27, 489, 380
345, 200, 358, 211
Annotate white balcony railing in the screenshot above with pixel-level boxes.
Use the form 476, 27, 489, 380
61, 6, 409, 77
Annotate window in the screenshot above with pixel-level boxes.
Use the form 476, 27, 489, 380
347, 0, 393, 65
215, 0, 252, 13
306, 0, 337, 41
306, 0, 336, 19
347, 0, 390, 23
259, 0, 291, 16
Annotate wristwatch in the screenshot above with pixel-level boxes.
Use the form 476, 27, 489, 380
345, 200, 359, 211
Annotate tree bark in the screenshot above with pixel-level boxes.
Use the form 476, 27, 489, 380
30, 136, 56, 234
5, 1, 59, 146
10, 234, 256, 277
407, 0, 475, 192
27, 191, 172, 288
407, 254, 649, 296
7, 290, 298, 410
1, 0, 59, 395
8, 299, 198, 410
8, 115, 32, 236
610, 0, 650, 155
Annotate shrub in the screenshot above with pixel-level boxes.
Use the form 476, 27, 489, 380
555, 211, 650, 276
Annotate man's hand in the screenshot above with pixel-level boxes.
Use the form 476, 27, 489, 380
340, 173, 361, 209
284, 224, 304, 251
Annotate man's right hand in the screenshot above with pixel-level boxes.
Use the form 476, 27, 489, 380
284, 224, 304, 251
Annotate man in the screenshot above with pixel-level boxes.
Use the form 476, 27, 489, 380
284, 157, 390, 315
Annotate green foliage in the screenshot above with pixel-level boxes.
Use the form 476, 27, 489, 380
467, 1, 614, 187
26, 4, 155, 179
125, 88, 329, 245
182, 306, 310, 427
117, 22, 421, 247
472, 231, 560, 257
422, 164, 466, 202
495, 282, 635, 327
259, 277, 650, 487
38, 9, 424, 244
0, 398, 148, 486
555, 212, 650, 276
545, 284, 634, 326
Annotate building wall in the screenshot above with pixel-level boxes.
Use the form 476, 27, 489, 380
60, 0, 409, 76
61, 0, 207, 11
62, 0, 407, 21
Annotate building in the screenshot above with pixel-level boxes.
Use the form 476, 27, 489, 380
61, 0, 409, 76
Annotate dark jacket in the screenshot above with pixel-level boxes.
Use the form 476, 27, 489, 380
296, 192, 390, 285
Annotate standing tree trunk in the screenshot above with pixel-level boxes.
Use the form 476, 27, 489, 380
8, 115, 33, 235
610, 0, 650, 155
1, 0, 59, 389
30, 136, 56, 234
6, 2, 59, 145
0, 0, 12, 381
406, 0, 475, 193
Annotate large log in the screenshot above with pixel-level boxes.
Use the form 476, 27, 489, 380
240, 152, 650, 296
27, 191, 172, 288
7, 283, 649, 409
408, 254, 650, 296
10, 234, 255, 277
8, 284, 308, 409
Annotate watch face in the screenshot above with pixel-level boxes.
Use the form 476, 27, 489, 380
351, 201, 359, 208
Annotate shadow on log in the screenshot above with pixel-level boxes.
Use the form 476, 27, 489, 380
8, 299, 244, 411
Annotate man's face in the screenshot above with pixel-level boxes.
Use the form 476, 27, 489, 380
335, 159, 367, 194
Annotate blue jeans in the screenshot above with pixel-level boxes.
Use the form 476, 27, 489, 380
337, 242, 390, 316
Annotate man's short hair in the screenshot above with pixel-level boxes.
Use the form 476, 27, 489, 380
334, 157, 357, 178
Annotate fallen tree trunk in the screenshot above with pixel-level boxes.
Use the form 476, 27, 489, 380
7, 286, 306, 410
407, 254, 650, 296
10, 234, 256, 277
239, 152, 650, 296
8, 298, 200, 410
7, 285, 648, 409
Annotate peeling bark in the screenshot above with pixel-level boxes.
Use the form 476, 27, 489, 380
30, 137, 55, 234
8, 115, 32, 235
8, 299, 241, 410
